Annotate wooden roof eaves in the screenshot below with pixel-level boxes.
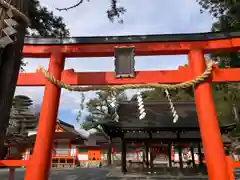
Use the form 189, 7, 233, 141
57, 120, 88, 140
102, 121, 236, 132
118, 100, 196, 105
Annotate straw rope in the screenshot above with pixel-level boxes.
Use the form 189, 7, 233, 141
38, 61, 216, 92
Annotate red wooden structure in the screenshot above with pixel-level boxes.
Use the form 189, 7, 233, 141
1, 32, 240, 180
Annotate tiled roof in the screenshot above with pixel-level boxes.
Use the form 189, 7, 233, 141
57, 120, 87, 139
103, 100, 236, 132
116, 100, 198, 129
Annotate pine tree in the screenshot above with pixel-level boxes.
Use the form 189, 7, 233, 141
7, 95, 38, 136
27, 0, 70, 37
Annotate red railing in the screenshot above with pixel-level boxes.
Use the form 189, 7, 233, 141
0, 160, 28, 180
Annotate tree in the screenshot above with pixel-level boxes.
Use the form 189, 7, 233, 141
27, 0, 70, 37
211, 84, 240, 125
56, 0, 126, 23
197, 0, 240, 68
3, 95, 38, 159
7, 95, 38, 136
81, 90, 128, 131
197, 0, 239, 18
138, 88, 194, 101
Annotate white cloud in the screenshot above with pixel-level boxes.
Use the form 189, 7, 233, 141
71, 109, 79, 115
16, 0, 214, 122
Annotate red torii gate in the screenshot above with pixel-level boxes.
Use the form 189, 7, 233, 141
16, 33, 240, 180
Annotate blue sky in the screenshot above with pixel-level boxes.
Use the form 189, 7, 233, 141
15, 0, 214, 130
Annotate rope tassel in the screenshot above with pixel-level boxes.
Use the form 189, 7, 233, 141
165, 89, 179, 123
109, 91, 119, 122
137, 92, 146, 120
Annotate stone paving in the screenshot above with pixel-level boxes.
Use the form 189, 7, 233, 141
0, 168, 110, 180
0, 168, 209, 180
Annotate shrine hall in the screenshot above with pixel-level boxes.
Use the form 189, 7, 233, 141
93, 100, 236, 174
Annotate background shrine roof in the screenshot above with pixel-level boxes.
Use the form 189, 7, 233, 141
103, 100, 235, 131
57, 120, 87, 139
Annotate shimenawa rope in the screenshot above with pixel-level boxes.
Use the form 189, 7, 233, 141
38, 60, 216, 92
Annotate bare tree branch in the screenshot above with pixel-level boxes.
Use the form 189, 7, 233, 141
56, 0, 84, 11
55, 0, 126, 23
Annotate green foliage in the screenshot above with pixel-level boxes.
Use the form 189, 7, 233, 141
27, 0, 70, 37
139, 88, 194, 101
212, 83, 240, 125
80, 90, 127, 130
197, 0, 240, 68
8, 95, 38, 135
196, 0, 238, 18
20, 0, 70, 71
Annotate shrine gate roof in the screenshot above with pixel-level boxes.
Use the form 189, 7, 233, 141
24, 31, 240, 45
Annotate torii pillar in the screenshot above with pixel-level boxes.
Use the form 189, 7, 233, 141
188, 50, 229, 180
25, 52, 65, 180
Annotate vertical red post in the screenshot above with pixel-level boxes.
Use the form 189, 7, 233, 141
25, 52, 65, 180
9, 168, 15, 180
188, 50, 229, 180
68, 140, 72, 156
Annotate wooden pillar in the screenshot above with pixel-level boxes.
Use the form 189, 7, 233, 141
68, 140, 71, 156
190, 145, 196, 168
168, 143, 172, 167
107, 139, 112, 166
178, 147, 183, 169
198, 143, 204, 167
150, 148, 154, 169
121, 138, 127, 173
188, 50, 229, 180
25, 52, 65, 180
145, 142, 149, 168
9, 168, 15, 180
